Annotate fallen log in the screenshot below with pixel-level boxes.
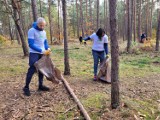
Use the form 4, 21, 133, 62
61, 76, 91, 120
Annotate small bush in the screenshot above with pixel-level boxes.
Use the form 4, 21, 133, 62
139, 38, 156, 51
0, 35, 10, 46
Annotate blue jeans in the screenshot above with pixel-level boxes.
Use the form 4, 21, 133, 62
25, 53, 43, 88
92, 50, 105, 76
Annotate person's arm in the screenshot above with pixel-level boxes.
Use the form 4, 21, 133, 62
44, 39, 49, 50
83, 36, 91, 41
104, 43, 108, 55
104, 35, 109, 55
28, 29, 42, 52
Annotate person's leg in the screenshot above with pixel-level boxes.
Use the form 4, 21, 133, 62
23, 53, 39, 96
99, 52, 105, 64
25, 66, 36, 88
92, 50, 99, 77
25, 53, 39, 88
38, 72, 43, 87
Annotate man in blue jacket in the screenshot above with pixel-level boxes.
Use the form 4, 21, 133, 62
23, 17, 51, 96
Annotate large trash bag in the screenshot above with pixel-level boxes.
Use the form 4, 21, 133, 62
97, 58, 111, 83
34, 55, 62, 84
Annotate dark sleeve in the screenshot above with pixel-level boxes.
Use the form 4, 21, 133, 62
104, 43, 108, 55
83, 36, 91, 41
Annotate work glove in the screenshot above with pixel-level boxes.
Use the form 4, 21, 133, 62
106, 54, 109, 59
43, 48, 51, 55
48, 48, 51, 52
82, 40, 85, 43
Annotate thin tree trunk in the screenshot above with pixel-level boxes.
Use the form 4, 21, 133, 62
133, 0, 136, 41
76, 0, 80, 37
150, 0, 154, 38
62, 0, 70, 75
58, 0, 61, 42
145, 0, 149, 36
31, 0, 38, 21
79, 0, 85, 37
97, 0, 99, 29
123, 0, 127, 41
39, 0, 43, 17
125, 0, 128, 41
138, 0, 142, 41
104, 0, 106, 31
109, 0, 119, 109
155, 9, 160, 51
85, 0, 88, 33
105, 0, 109, 34
48, 0, 53, 44
127, 0, 132, 52
89, 0, 93, 32
73, 5, 76, 37
12, 0, 28, 56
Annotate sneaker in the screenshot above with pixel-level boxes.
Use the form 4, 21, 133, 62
93, 75, 97, 81
38, 85, 50, 91
23, 87, 31, 96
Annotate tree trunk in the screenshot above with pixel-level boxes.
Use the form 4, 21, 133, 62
79, 0, 85, 37
123, 0, 127, 41
105, 0, 109, 34
109, 0, 119, 109
138, 0, 142, 41
76, 0, 80, 37
133, 0, 136, 41
89, 0, 93, 32
127, 0, 132, 52
85, 0, 88, 33
58, 0, 61, 42
97, 0, 100, 29
39, 0, 43, 17
145, 0, 149, 36
150, 0, 154, 38
31, 0, 38, 21
48, 0, 53, 44
155, 9, 160, 51
104, 0, 106, 31
62, 0, 70, 75
12, 0, 28, 56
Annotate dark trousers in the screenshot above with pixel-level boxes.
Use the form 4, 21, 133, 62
92, 50, 105, 76
25, 53, 43, 88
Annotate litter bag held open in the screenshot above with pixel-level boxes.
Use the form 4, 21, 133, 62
34, 55, 62, 84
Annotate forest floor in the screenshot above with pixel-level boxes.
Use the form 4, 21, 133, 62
0, 40, 160, 120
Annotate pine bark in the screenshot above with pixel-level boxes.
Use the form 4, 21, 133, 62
62, 0, 70, 75
109, 0, 119, 109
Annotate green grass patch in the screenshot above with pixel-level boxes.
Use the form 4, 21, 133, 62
120, 54, 160, 78
123, 97, 160, 120
82, 92, 109, 120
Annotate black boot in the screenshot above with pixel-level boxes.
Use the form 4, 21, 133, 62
23, 87, 31, 96
38, 85, 50, 91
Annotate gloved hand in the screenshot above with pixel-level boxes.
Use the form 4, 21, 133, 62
106, 54, 109, 59
82, 40, 85, 43
47, 48, 51, 52
43, 49, 51, 55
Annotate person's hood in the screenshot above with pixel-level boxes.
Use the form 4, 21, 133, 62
32, 22, 43, 31
32, 22, 37, 28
